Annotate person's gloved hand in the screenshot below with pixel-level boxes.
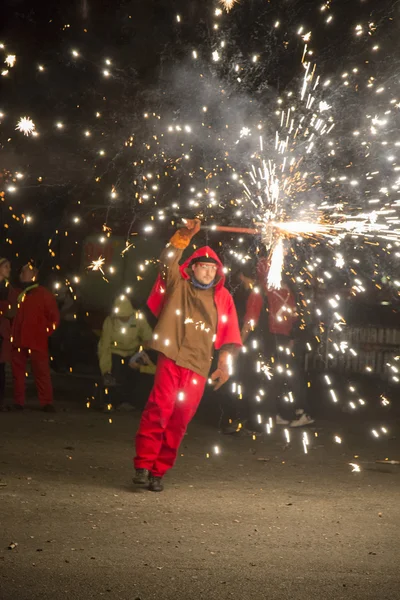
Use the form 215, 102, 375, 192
210, 350, 232, 391
170, 218, 201, 250
103, 373, 116, 387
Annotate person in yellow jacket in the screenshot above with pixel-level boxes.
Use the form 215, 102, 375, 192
98, 295, 154, 410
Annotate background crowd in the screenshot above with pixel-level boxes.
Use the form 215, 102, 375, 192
0, 250, 314, 429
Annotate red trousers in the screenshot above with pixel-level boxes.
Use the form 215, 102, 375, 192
12, 347, 54, 407
134, 354, 206, 478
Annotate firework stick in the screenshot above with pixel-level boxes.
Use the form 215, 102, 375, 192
178, 224, 261, 235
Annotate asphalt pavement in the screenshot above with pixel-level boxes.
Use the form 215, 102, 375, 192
1, 390, 400, 600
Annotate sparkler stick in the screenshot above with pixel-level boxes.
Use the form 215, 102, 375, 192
204, 225, 261, 235
177, 223, 261, 234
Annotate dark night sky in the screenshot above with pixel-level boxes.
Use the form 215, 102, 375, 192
0, 0, 399, 267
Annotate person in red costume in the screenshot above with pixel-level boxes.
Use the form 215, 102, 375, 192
241, 257, 314, 428
11, 264, 60, 412
133, 219, 242, 492
0, 258, 18, 411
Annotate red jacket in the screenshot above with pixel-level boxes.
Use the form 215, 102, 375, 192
243, 287, 297, 337
12, 285, 60, 353
243, 255, 297, 338
0, 285, 18, 363
147, 246, 242, 351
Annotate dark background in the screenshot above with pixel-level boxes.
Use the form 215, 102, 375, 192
0, 0, 399, 324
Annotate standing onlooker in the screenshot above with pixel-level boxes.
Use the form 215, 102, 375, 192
98, 295, 154, 410
11, 264, 60, 411
0, 259, 17, 411
242, 258, 314, 427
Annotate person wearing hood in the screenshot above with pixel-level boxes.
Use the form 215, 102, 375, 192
11, 263, 60, 411
241, 257, 314, 428
133, 219, 242, 492
98, 295, 154, 410
0, 258, 18, 411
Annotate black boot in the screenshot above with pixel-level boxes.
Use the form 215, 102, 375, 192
42, 404, 56, 413
12, 404, 24, 411
148, 475, 164, 493
133, 468, 150, 485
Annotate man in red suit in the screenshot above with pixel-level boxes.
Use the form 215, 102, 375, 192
11, 264, 60, 411
133, 219, 242, 492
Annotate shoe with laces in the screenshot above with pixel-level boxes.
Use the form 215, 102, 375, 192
133, 468, 150, 485
290, 413, 315, 427
276, 414, 290, 425
148, 475, 164, 493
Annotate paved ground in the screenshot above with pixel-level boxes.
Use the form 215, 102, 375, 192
1, 387, 400, 600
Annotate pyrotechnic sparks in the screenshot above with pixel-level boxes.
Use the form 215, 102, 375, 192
267, 238, 284, 289
219, 0, 239, 12
349, 463, 361, 473
15, 116, 35, 136
88, 256, 106, 272
5, 54, 16, 67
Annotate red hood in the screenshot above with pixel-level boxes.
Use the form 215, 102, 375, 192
148, 246, 225, 318
180, 246, 225, 290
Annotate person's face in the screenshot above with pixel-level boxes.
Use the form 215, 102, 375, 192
20, 265, 37, 283
0, 261, 11, 280
118, 316, 130, 323
192, 262, 218, 286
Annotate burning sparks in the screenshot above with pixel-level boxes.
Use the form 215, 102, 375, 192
219, 0, 239, 12
349, 463, 361, 473
267, 238, 284, 289
89, 256, 106, 272
5, 54, 16, 67
15, 116, 36, 136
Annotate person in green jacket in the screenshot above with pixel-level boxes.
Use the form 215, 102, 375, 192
98, 295, 154, 410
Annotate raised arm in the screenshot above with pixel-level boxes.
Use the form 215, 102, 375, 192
159, 219, 201, 289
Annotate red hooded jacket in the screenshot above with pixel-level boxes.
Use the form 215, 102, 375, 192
148, 246, 242, 351
243, 258, 297, 338
12, 285, 60, 353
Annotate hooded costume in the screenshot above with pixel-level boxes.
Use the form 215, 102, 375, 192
241, 257, 311, 424
147, 245, 242, 378
11, 280, 60, 408
243, 257, 297, 338
98, 296, 154, 376
134, 223, 241, 481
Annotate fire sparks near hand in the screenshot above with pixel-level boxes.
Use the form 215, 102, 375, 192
15, 116, 36, 136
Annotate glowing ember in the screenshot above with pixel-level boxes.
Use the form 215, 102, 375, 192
15, 116, 36, 136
